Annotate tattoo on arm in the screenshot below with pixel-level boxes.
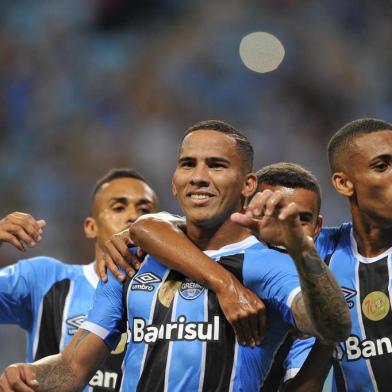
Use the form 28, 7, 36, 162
292, 246, 351, 342
35, 362, 77, 392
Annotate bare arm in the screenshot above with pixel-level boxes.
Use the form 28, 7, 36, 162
0, 329, 110, 392
232, 190, 351, 342
284, 340, 334, 392
98, 212, 267, 346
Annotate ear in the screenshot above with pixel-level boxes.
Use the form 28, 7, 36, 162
84, 217, 98, 239
171, 178, 177, 197
331, 172, 354, 197
314, 214, 323, 238
242, 173, 258, 198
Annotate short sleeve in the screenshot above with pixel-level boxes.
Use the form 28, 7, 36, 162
243, 249, 301, 327
0, 260, 36, 328
82, 270, 126, 350
283, 337, 315, 382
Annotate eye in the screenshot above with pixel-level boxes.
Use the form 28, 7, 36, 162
112, 204, 126, 212
138, 207, 152, 214
179, 160, 195, 168
373, 162, 389, 172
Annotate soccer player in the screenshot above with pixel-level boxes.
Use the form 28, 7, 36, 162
284, 118, 392, 391
0, 168, 158, 391
0, 120, 350, 392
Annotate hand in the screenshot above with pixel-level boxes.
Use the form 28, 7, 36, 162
231, 190, 313, 255
215, 274, 267, 346
97, 228, 146, 283
0, 212, 46, 252
0, 363, 39, 392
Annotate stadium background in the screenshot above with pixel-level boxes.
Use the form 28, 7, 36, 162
0, 0, 391, 384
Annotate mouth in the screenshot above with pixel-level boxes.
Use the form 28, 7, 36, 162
186, 191, 215, 205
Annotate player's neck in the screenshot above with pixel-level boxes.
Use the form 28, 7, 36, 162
351, 210, 392, 257
186, 218, 252, 251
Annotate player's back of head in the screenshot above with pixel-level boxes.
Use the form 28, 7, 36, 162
256, 162, 321, 211
327, 118, 392, 172
181, 119, 254, 172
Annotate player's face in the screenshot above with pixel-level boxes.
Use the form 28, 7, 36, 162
344, 130, 392, 226
172, 130, 256, 228
87, 177, 157, 248
258, 183, 322, 239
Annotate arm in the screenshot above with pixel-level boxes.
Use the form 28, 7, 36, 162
0, 329, 110, 392
98, 212, 266, 346
232, 190, 351, 342
284, 339, 334, 392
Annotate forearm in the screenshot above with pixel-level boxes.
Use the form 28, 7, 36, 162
290, 243, 351, 341
31, 354, 82, 392
130, 217, 232, 292
284, 340, 334, 392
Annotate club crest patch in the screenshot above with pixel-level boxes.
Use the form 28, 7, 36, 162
179, 281, 205, 300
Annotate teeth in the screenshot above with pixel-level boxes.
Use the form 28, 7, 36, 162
190, 194, 210, 199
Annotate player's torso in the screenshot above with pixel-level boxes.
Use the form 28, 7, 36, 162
122, 242, 291, 392
30, 262, 125, 392
328, 226, 392, 392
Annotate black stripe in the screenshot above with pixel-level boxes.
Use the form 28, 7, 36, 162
324, 253, 333, 266
261, 333, 293, 392
358, 256, 392, 389
34, 279, 70, 360
136, 270, 181, 392
332, 359, 347, 392
202, 254, 244, 391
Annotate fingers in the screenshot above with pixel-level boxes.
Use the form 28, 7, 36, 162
230, 212, 258, 230
96, 254, 108, 283
111, 236, 140, 272
0, 365, 38, 392
104, 252, 126, 282
246, 190, 284, 218
0, 212, 45, 250
104, 241, 135, 279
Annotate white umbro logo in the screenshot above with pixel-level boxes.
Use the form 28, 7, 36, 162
134, 272, 161, 285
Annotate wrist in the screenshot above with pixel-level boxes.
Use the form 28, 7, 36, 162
287, 235, 315, 260
206, 269, 234, 294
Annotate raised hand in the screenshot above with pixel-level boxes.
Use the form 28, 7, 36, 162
231, 190, 313, 254
0, 212, 46, 252
97, 228, 145, 282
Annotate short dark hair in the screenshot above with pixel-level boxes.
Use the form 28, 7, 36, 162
181, 120, 254, 172
328, 118, 392, 172
256, 162, 321, 211
92, 168, 150, 200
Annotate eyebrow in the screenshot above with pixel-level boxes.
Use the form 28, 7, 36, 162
109, 197, 154, 206
369, 154, 392, 162
178, 156, 231, 164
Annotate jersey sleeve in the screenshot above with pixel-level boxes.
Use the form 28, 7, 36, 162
283, 337, 315, 382
315, 226, 342, 261
82, 270, 126, 351
0, 257, 61, 329
243, 249, 300, 327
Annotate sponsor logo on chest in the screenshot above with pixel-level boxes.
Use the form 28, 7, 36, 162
132, 315, 220, 343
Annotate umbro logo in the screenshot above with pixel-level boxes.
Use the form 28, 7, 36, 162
134, 273, 161, 285
341, 286, 357, 309
66, 315, 86, 335
132, 272, 161, 292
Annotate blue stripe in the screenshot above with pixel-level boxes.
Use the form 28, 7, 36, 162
122, 259, 169, 392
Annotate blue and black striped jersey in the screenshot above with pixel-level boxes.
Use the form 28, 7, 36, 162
84, 236, 304, 392
287, 223, 392, 391
0, 257, 125, 391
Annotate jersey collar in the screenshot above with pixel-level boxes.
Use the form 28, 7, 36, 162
83, 262, 99, 288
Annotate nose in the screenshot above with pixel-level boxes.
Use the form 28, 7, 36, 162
125, 205, 140, 225
190, 163, 209, 187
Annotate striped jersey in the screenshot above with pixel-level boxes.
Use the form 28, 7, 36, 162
0, 257, 125, 391
287, 223, 392, 391
83, 235, 304, 392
